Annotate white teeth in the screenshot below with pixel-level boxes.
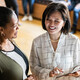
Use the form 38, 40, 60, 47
49, 27, 56, 29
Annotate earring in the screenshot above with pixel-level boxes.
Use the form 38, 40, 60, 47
1, 32, 5, 37
62, 27, 64, 29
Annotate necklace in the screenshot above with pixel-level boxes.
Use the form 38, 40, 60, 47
51, 39, 59, 43
50, 37, 60, 43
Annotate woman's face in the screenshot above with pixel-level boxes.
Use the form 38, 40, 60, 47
3, 13, 19, 39
45, 11, 65, 35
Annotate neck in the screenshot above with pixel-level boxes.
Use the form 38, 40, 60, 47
2, 39, 9, 45
1, 39, 14, 51
1, 39, 10, 50
50, 32, 61, 42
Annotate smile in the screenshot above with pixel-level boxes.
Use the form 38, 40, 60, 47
49, 26, 56, 30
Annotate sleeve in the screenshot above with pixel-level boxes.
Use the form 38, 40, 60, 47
29, 40, 53, 80
71, 38, 80, 73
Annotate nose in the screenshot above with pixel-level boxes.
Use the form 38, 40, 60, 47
16, 24, 19, 30
50, 20, 55, 26
16, 26, 19, 30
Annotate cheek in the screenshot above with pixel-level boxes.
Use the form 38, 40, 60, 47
45, 21, 49, 28
58, 22, 64, 29
8, 30, 15, 36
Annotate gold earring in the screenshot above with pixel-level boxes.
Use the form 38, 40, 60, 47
1, 32, 5, 37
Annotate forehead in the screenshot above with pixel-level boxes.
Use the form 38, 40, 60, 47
46, 11, 62, 19
10, 13, 18, 23
5, 13, 18, 27
12, 12, 18, 21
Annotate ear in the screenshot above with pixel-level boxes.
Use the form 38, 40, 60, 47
62, 21, 65, 28
0, 27, 4, 32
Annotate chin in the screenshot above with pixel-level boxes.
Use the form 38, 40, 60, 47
49, 32, 55, 35
12, 36, 17, 39
14, 36, 17, 38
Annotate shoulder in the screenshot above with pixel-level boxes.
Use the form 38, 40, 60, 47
66, 33, 79, 39
0, 52, 23, 80
33, 32, 48, 43
65, 33, 80, 43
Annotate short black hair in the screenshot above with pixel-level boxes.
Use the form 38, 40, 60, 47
0, 6, 13, 27
42, 2, 71, 34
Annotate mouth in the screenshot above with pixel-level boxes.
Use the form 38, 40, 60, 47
49, 26, 56, 30
14, 31, 18, 35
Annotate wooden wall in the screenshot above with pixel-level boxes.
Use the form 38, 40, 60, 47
32, 3, 47, 19
17, 0, 47, 19
70, 11, 80, 29
17, 0, 24, 15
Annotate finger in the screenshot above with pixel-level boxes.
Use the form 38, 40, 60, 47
54, 68, 63, 74
54, 70, 60, 74
49, 70, 56, 77
49, 73, 55, 77
68, 73, 78, 77
54, 67, 63, 73
68, 73, 73, 76
58, 69, 64, 73
72, 72, 80, 77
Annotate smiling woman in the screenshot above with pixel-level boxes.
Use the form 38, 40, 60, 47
0, 6, 34, 80
45, 11, 65, 36
30, 2, 80, 80
3, 11, 19, 39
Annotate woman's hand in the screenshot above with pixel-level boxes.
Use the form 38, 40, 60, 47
49, 67, 64, 77
66, 71, 80, 77
25, 75, 34, 80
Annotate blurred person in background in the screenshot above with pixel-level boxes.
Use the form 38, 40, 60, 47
67, 0, 80, 34
22, 0, 35, 21
30, 2, 80, 80
4, 0, 21, 26
4, 0, 19, 20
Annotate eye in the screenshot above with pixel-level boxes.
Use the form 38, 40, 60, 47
45, 18, 49, 21
46, 18, 52, 22
54, 20, 59, 23
13, 22, 19, 28
12, 24, 17, 28
13, 25, 16, 28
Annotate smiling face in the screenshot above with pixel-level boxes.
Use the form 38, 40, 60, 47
3, 12, 19, 39
45, 11, 65, 35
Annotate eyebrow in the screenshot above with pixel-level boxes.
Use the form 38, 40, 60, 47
12, 20, 18, 26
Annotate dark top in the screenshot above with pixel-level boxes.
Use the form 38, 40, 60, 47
71, 0, 80, 5
0, 44, 29, 80
0, 52, 23, 80
14, 44, 29, 75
